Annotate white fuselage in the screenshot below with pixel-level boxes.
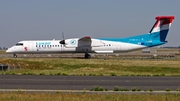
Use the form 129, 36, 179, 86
6, 38, 146, 54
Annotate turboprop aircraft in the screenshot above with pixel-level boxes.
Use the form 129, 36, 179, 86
6, 16, 175, 58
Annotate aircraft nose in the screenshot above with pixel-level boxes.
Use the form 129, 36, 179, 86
6, 48, 13, 53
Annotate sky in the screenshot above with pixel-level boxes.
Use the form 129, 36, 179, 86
0, 0, 179, 47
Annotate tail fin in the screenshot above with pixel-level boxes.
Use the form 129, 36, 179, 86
149, 16, 174, 42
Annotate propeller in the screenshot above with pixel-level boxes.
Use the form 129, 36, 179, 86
60, 32, 65, 44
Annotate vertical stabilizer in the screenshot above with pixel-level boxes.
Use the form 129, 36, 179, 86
149, 16, 174, 42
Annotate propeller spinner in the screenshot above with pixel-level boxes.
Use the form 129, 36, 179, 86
60, 40, 65, 44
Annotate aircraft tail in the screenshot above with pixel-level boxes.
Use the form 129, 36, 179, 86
149, 16, 175, 42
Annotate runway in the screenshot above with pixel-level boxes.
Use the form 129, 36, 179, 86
0, 75, 180, 91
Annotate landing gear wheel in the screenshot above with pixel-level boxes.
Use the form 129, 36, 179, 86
85, 53, 91, 59
13, 54, 17, 58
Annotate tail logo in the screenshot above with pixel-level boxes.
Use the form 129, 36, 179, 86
150, 16, 174, 33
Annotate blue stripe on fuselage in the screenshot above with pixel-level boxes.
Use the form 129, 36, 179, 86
98, 31, 167, 47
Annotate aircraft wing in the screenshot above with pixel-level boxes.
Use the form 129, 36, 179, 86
77, 36, 104, 47
78, 36, 91, 41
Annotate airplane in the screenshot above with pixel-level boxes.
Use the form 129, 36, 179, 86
6, 16, 175, 58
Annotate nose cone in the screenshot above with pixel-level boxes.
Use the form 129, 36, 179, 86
6, 48, 13, 53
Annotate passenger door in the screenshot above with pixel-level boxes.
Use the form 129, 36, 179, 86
28, 42, 34, 52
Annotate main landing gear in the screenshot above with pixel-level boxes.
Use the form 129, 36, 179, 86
13, 54, 17, 58
84, 53, 91, 59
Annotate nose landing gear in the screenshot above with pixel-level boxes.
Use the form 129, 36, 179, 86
13, 54, 17, 58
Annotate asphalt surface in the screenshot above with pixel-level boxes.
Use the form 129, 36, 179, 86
0, 75, 180, 91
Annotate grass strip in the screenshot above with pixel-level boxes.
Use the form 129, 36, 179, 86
0, 92, 180, 101
0, 58, 180, 76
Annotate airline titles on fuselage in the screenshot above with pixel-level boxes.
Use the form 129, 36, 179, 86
35, 41, 62, 49
36, 42, 51, 45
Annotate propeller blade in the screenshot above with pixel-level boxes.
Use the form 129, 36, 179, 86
59, 32, 65, 44
62, 32, 64, 40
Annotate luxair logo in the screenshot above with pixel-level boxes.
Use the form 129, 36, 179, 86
70, 40, 76, 45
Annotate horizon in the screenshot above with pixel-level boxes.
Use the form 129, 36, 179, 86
0, 0, 179, 47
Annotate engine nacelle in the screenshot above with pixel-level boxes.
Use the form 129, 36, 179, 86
64, 39, 78, 48
60, 38, 104, 48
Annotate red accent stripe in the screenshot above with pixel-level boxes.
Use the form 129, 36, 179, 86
154, 20, 160, 28
155, 16, 174, 20
84, 36, 91, 39
154, 16, 174, 27
160, 19, 171, 26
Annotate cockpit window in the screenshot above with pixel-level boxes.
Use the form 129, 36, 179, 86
15, 43, 23, 46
